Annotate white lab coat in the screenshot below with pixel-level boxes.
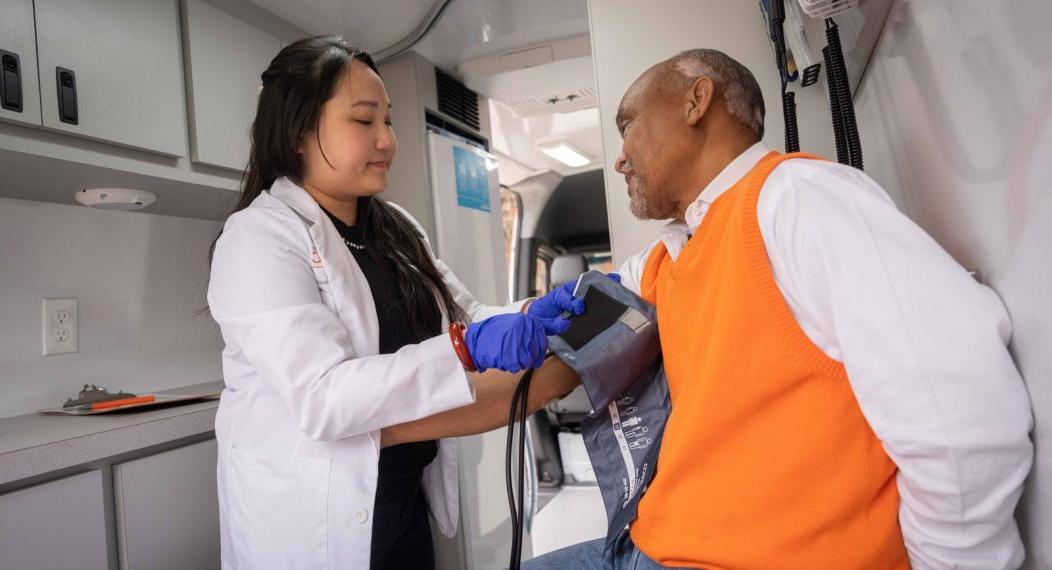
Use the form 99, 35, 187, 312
207, 176, 522, 569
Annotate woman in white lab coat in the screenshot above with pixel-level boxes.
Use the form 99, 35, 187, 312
207, 36, 582, 570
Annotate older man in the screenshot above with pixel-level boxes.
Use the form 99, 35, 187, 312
525, 49, 1033, 569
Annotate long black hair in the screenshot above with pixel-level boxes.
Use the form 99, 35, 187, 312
215, 35, 465, 335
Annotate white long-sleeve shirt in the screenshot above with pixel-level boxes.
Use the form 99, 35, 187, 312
618, 143, 1034, 569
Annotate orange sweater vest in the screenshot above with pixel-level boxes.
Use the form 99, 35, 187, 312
631, 152, 908, 569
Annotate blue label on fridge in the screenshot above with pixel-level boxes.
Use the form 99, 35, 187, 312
453, 146, 491, 212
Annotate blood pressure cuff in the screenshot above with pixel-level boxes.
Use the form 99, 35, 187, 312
547, 271, 670, 547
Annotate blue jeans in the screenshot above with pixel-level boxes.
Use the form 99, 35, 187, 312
523, 532, 688, 570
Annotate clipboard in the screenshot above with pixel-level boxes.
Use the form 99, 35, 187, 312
38, 392, 220, 415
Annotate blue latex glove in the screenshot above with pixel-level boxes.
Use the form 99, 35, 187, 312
528, 273, 622, 335
465, 313, 548, 372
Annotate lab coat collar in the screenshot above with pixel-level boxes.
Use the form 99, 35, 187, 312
266, 176, 380, 356
268, 176, 323, 225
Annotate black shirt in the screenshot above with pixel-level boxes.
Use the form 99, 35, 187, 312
320, 206, 439, 499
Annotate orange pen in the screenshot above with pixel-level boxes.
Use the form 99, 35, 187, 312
91, 395, 155, 411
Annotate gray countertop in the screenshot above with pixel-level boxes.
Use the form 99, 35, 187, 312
0, 381, 224, 487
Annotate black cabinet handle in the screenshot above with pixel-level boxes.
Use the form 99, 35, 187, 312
1, 50, 22, 113
56, 67, 77, 125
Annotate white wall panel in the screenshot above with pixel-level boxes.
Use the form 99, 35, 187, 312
855, 1, 1052, 566
588, 0, 840, 266
0, 197, 223, 418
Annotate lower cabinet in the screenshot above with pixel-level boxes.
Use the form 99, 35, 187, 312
0, 438, 220, 569
114, 439, 221, 570
0, 470, 110, 570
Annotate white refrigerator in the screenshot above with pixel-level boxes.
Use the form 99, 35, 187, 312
426, 131, 537, 569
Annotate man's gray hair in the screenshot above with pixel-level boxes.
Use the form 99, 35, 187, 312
671, 49, 765, 139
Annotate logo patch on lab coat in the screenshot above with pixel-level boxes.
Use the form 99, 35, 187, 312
310, 247, 324, 268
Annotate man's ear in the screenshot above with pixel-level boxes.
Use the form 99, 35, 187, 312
684, 76, 714, 127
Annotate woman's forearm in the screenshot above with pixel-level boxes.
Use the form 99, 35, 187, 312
380, 357, 579, 448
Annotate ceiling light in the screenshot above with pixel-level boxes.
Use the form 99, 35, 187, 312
75, 188, 157, 211
537, 141, 591, 168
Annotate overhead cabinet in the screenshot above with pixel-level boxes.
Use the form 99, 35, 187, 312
34, 0, 187, 157
0, 0, 43, 127
182, 0, 282, 171
0, 0, 305, 216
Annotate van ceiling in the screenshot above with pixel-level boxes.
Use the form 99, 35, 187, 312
247, 0, 589, 72
250, 0, 603, 181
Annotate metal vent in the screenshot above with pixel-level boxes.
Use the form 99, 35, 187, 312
435, 68, 480, 131
505, 97, 548, 114
506, 87, 599, 117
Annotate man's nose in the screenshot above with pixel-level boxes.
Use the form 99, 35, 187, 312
615, 150, 629, 174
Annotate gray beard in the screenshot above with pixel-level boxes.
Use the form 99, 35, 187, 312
628, 181, 654, 220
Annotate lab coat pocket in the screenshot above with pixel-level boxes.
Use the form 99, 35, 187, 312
228, 446, 331, 569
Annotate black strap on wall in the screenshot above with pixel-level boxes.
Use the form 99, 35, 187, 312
769, 0, 801, 153
823, 18, 864, 170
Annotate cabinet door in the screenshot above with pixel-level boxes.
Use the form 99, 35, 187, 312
34, 0, 187, 157
0, 470, 110, 570
113, 439, 220, 570
0, 0, 42, 127
183, 0, 281, 171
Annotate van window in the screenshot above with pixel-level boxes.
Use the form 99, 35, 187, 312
535, 257, 550, 296
500, 188, 522, 299
585, 252, 614, 274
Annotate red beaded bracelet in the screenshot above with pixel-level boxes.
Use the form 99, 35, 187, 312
448, 322, 478, 372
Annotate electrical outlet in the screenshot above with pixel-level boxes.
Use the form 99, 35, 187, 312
43, 298, 78, 356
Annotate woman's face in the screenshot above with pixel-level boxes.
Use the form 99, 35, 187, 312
299, 60, 397, 200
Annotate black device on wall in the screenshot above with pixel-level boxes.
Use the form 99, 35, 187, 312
823, 18, 863, 170
1, 50, 23, 113
761, 2, 864, 169
56, 67, 77, 125
766, 0, 801, 153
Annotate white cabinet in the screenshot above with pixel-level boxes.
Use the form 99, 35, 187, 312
34, 0, 187, 157
0, 0, 309, 217
0, 470, 110, 570
182, 0, 281, 171
0, 0, 42, 127
113, 439, 220, 570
